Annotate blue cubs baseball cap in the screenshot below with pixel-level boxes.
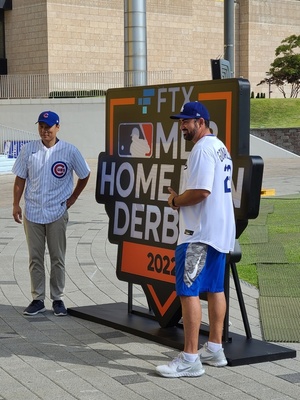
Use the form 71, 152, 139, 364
36, 111, 60, 126
170, 101, 210, 120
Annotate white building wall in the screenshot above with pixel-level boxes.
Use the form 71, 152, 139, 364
0, 98, 106, 159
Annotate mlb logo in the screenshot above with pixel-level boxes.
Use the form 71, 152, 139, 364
118, 123, 153, 158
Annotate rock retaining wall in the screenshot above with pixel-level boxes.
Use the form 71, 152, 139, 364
251, 128, 300, 156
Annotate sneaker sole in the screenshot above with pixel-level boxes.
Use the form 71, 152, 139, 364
53, 310, 67, 316
201, 359, 227, 367
156, 368, 205, 378
23, 307, 46, 316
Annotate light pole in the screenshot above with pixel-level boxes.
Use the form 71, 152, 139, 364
124, 0, 147, 87
224, 0, 235, 77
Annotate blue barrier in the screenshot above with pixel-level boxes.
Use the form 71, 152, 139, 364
4, 140, 30, 158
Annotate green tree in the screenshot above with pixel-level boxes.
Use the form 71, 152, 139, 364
258, 35, 300, 98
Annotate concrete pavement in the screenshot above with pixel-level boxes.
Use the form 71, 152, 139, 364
0, 157, 300, 400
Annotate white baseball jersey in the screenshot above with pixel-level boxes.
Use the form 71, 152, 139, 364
177, 134, 236, 253
12, 139, 90, 224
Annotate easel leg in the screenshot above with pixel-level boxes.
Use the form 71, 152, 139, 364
223, 262, 231, 342
230, 262, 252, 339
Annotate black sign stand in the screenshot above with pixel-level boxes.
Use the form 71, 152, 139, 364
69, 78, 296, 366
68, 240, 296, 366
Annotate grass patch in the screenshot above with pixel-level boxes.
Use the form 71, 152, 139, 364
237, 197, 300, 288
235, 100, 300, 304
250, 98, 300, 128
237, 264, 258, 287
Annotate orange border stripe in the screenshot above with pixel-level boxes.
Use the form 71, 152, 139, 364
109, 98, 135, 155
198, 92, 232, 152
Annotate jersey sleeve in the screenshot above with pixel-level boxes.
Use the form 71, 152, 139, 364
71, 146, 91, 179
186, 146, 216, 192
12, 144, 30, 179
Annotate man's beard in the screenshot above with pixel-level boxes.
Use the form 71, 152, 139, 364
183, 129, 195, 141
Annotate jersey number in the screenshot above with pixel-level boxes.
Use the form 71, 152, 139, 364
224, 164, 232, 193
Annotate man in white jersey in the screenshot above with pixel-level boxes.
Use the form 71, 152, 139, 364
156, 102, 236, 378
12, 111, 90, 316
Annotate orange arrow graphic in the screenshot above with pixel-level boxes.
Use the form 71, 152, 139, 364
147, 284, 177, 317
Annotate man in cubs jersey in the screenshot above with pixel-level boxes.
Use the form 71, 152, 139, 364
156, 102, 235, 378
12, 111, 90, 316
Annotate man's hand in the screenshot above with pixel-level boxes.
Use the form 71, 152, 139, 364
13, 205, 23, 224
66, 194, 78, 209
168, 187, 179, 210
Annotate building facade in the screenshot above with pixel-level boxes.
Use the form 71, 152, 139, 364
1, 0, 300, 97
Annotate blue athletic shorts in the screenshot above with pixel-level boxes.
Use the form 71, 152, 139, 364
175, 242, 226, 296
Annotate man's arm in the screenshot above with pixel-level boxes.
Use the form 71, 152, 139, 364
66, 173, 90, 209
168, 187, 210, 210
13, 176, 26, 223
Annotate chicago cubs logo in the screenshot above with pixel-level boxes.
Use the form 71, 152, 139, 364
51, 161, 67, 178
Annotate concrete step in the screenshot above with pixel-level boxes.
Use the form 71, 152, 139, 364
0, 155, 15, 174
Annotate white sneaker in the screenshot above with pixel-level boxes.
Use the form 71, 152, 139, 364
155, 352, 205, 378
199, 343, 227, 367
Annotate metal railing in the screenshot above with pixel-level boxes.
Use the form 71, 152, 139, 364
0, 124, 39, 173
0, 124, 38, 156
0, 70, 173, 99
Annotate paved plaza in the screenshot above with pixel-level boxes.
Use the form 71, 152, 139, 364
0, 157, 300, 400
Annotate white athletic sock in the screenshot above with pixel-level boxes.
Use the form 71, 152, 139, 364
207, 341, 222, 353
182, 352, 199, 362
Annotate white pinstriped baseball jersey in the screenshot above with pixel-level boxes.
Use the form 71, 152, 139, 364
12, 139, 90, 224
